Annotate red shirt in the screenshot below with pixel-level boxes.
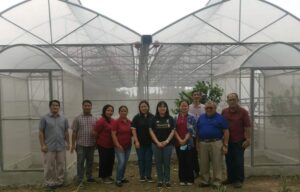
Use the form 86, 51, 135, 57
112, 118, 132, 149
175, 115, 188, 147
222, 106, 251, 143
94, 117, 114, 148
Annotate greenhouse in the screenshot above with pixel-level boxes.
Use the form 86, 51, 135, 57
0, 0, 300, 185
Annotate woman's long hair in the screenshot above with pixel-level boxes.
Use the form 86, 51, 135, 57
138, 100, 150, 114
102, 104, 114, 122
155, 101, 170, 117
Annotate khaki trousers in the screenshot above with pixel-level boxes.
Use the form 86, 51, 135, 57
43, 151, 66, 187
199, 140, 223, 185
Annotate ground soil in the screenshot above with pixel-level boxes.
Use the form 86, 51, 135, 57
1, 161, 300, 192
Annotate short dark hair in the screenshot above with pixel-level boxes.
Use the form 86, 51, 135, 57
227, 93, 239, 100
138, 100, 150, 114
191, 90, 202, 96
119, 105, 128, 112
82, 99, 92, 105
179, 100, 190, 106
49, 100, 60, 107
155, 101, 170, 117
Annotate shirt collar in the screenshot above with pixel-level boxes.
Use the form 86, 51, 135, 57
81, 113, 93, 116
229, 105, 240, 113
48, 112, 60, 117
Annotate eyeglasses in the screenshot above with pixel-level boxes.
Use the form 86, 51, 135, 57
205, 107, 213, 110
227, 99, 237, 101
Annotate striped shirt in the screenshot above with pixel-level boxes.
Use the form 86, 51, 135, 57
71, 114, 97, 147
189, 103, 205, 121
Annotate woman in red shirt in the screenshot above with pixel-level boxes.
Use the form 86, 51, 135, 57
112, 105, 132, 187
94, 104, 115, 184
174, 100, 197, 186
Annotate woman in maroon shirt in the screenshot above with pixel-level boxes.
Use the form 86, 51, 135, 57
174, 100, 197, 186
112, 105, 132, 187
94, 104, 115, 184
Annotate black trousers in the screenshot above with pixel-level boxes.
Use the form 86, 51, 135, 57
97, 145, 115, 178
175, 147, 194, 183
192, 137, 200, 174
225, 141, 245, 183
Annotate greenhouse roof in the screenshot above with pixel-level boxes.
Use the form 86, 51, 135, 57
0, 0, 300, 90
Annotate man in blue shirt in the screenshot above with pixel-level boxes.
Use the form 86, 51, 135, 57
39, 100, 70, 189
197, 101, 229, 188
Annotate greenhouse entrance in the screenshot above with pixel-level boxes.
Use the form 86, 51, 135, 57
0, 71, 62, 171
251, 69, 300, 167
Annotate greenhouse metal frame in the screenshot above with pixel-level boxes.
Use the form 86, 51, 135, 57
0, 0, 300, 184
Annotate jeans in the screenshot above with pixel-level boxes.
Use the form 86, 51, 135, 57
152, 144, 173, 183
115, 147, 131, 182
136, 145, 153, 178
76, 145, 95, 181
225, 141, 245, 183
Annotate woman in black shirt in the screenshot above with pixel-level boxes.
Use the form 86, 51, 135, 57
131, 100, 154, 182
149, 101, 175, 188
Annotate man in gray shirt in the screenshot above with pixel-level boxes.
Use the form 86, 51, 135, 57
39, 100, 70, 189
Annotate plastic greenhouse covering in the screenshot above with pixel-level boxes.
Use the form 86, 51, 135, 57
0, 0, 300, 183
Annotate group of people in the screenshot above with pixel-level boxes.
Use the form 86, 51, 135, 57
38, 91, 251, 190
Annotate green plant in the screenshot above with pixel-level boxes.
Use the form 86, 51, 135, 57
279, 176, 291, 192
172, 81, 224, 114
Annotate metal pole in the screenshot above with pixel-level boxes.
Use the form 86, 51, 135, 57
48, 71, 53, 101
250, 69, 255, 167
81, 47, 84, 99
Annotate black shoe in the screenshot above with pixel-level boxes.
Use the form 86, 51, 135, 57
233, 182, 243, 188
140, 176, 146, 182
115, 181, 122, 187
157, 182, 163, 188
165, 182, 171, 188
87, 178, 96, 183
121, 178, 129, 183
146, 176, 154, 183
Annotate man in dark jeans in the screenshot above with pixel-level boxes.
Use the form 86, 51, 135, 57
222, 93, 251, 188
71, 100, 98, 185
188, 90, 205, 177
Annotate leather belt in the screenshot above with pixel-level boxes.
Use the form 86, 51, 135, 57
200, 138, 221, 143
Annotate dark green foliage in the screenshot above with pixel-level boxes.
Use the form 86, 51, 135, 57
172, 81, 224, 114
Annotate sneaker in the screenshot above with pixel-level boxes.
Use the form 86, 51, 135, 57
103, 177, 113, 184
179, 182, 186, 186
140, 176, 146, 182
87, 178, 96, 183
233, 181, 243, 188
165, 182, 171, 188
187, 182, 193, 186
157, 182, 163, 188
115, 181, 122, 187
146, 176, 154, 183
121, 178, 129, 183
